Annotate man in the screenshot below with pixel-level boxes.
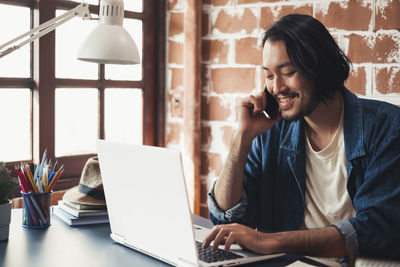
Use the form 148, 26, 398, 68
203, 14, 400, 262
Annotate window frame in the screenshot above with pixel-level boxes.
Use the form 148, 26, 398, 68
0, 0, 165, 191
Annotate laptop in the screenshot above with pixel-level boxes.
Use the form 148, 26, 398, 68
96, 140, 284, 266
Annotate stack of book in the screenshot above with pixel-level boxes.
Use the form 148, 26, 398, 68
52, 199, 109, 226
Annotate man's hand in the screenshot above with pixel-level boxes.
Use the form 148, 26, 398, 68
202, 223, 279, 255
202, 223, 349, 258
237, 90, 281, 140
213, 90, 282, 211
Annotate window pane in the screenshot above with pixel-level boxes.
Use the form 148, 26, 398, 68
105, 89, 143, 144
105, 19, 142, 80
55, 10, 98, 79
0, 89, 31, 161
63, 0, 138, 8
85, 0, 99, 5
125, 0, 142, 13
64, 0, 99, 4
0, 5, 30, 78
55, 89, 98, 156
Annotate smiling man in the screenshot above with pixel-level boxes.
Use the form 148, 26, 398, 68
203, 14, 400, 264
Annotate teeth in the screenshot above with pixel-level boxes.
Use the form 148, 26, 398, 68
279, 97, 293, 103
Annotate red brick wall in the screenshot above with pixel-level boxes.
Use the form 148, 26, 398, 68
166, 0, 400, 218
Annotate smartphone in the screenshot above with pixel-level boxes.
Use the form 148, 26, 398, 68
264, 86, 279, 119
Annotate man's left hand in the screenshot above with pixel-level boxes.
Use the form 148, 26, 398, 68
202, 223, 279, 254
202, 223, 349, 258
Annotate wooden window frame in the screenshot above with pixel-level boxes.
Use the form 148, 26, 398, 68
0, 0, 165, 192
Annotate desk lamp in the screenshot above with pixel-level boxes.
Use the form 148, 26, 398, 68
0, 0, 140, 65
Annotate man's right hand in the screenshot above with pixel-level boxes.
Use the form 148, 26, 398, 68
213, 90, 281, 211
237, 90, 281, 141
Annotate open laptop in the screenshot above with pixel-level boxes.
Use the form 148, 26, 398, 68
96, 140, 284, 266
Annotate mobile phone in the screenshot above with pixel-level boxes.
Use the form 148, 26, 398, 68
264, 86, 279, 119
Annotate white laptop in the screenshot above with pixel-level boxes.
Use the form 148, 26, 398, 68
96, 140, 284, 267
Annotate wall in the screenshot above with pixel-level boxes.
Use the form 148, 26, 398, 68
165, 0, 400, 218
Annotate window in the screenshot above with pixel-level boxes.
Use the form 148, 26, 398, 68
0, 0, 165, 191
0, 89, 31, 162
0, 1, 32, 162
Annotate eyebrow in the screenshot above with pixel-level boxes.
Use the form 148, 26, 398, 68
262, 61, 293, 71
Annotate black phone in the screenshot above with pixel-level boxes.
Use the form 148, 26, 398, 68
264, 86, 279, 119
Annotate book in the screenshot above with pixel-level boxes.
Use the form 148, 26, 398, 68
58, 200, 108, 217
52, 206, 109, 226
62, 199, 107, 210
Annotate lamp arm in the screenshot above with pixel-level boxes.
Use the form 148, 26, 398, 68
0, 2, 90, 59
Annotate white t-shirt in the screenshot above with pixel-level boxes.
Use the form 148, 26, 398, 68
301, 107, 356, 230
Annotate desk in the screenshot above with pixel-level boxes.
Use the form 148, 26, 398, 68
0, 209, 327, 267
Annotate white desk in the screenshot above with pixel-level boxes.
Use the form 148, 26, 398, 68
0, 209, 328, 267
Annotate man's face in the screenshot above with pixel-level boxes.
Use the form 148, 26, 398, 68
262, 40, 319, 121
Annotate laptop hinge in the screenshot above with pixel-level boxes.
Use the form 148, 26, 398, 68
177, 258, 198, 267
110, 232, 126, 243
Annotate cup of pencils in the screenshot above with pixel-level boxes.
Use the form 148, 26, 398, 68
16, 150, 64, 228
21, 191, 52, 228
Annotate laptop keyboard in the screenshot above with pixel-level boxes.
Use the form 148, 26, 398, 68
196, 241, 243, 263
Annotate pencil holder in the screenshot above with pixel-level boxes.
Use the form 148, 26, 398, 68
21, 191, 52, 229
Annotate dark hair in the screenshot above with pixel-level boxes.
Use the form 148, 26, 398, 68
262, 14, 351, 102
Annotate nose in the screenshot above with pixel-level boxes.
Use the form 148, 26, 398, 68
272, 75, 286, 95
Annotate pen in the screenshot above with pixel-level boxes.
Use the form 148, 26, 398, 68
48, 171, 55, 185
47, 165, 64, 192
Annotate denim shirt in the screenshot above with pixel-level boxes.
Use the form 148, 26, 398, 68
208, 88, 400, 260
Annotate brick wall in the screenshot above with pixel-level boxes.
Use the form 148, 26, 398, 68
166, 0, 400, 218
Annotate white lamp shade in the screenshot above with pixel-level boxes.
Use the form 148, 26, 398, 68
77, 24, 140, 65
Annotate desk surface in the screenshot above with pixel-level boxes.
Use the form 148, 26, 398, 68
0, 209, 327, 267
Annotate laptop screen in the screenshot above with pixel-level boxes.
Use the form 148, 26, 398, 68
97, 140, 199, 265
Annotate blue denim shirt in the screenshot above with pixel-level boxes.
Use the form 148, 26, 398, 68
208, 88, 400, 260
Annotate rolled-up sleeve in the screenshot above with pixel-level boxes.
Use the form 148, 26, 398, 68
207, 180, 248, 224
332, 219, 358, 260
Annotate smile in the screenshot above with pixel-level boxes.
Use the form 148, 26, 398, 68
278, 96, 294, 103
277, 95, 297, 109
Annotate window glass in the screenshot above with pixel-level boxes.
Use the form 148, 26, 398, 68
72, 0, 141, 10
85, 0, 99, 5
55, 89, 98, 156
105, 19, 142, 81
0, 5, 30, 78
65, 0, 99, 4
0, 89, 31, 161
55, 10, 98, 79
125, 0, 142, 13
105, 88, 143, 144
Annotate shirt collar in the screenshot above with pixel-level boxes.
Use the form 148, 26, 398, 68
279, 87, 365, 160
